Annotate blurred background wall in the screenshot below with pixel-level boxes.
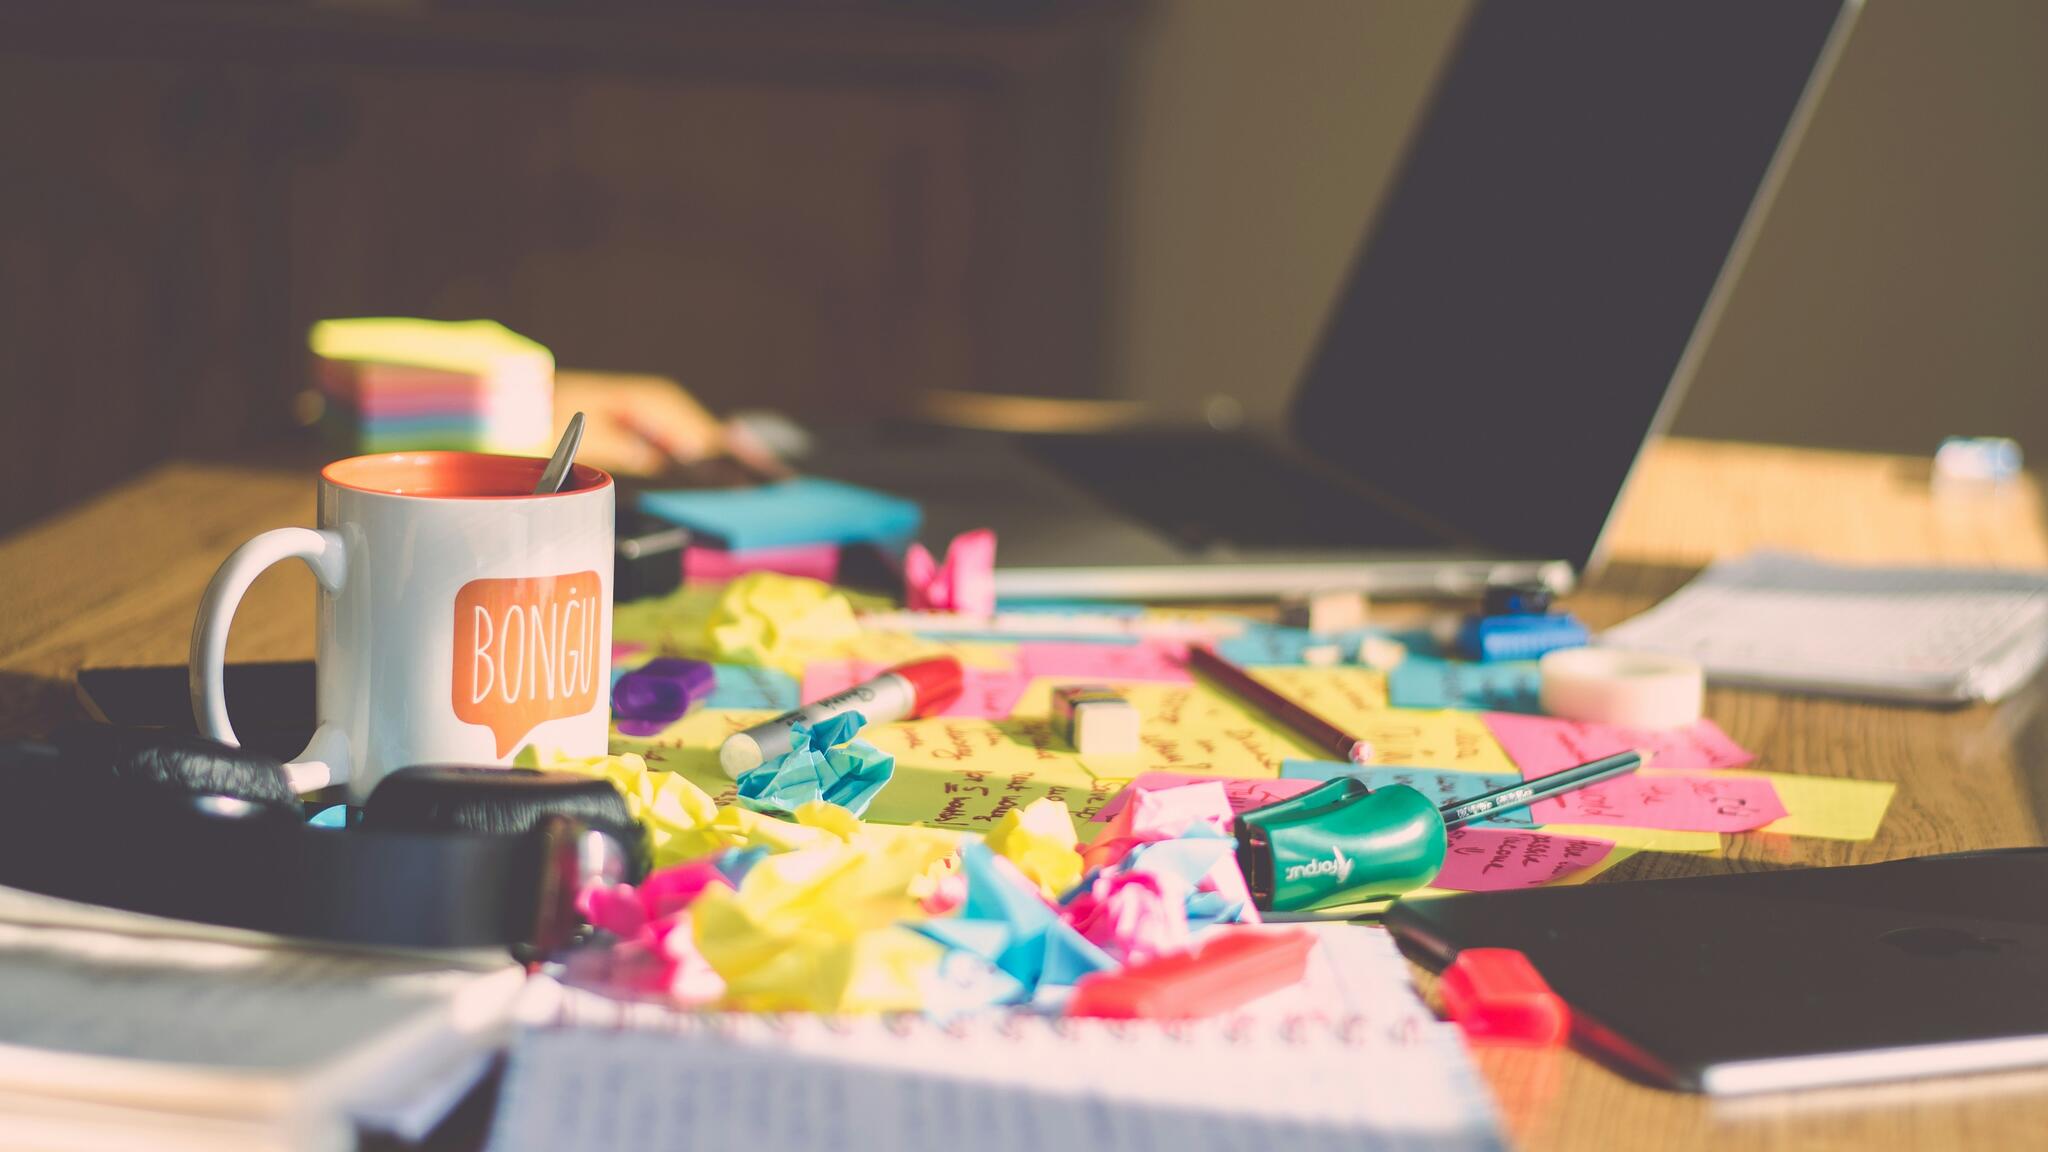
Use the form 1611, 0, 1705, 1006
3, 1, 2044, 533
1109, 0, 2048, 453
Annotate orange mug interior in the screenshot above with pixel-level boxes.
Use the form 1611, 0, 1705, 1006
321, 452, 611, 499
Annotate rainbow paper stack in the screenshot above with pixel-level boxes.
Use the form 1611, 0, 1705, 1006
309, 318, 554, 455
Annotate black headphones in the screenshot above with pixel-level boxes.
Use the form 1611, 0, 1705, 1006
0, 727, 643, 958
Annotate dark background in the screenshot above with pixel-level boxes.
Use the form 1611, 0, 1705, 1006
3, 0, 2043, 533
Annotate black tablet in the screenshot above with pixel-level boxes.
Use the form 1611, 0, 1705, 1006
1387, 850, 2048, 1094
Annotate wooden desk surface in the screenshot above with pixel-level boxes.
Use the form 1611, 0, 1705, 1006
3, 436, 2048, 1151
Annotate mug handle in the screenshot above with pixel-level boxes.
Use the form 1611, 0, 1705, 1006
188, 527, 352, 795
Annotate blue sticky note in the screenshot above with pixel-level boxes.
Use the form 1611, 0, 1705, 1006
1216, 622, 1438, 666
1280, 760, 1535, 828
704, 663, 800, 710
638, 476, 921, 550
1387, 655, 1542, 712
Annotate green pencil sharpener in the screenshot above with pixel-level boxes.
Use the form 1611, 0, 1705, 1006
1235, 778, 1446, 912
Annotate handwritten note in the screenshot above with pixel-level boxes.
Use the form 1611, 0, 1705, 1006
1433, 829, 1617, 892
1708, 769, 1896, 841
1345, 710, 1519, 775
1015, 642, 1190, 683
1011, 680, 1320, 778
1529, 772, 1787, 832
1482, 712, 1754, 778
1280, 761, 1535, 828
1245, 667, 1390, 730
866, 764, 1124, 831
1091, 772, 1322, 822
1386, 657, 1541, 713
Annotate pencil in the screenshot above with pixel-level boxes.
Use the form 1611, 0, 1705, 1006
1438, 749, 1648, 830
1185, 644, 1371, 764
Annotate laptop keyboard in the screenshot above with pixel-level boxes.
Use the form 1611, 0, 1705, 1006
1017, 431, 1443, 552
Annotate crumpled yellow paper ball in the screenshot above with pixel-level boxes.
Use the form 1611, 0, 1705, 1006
692, 834, 958, 1012
984, 797, 1085, 900
702, 572, 862, 671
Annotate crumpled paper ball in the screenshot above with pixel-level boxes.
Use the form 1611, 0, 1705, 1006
735, 712, 894, 817
701, 572, 863, 671
903, 528, 997, 617
984, 797, 1084, 900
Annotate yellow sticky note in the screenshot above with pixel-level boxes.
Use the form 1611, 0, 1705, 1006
1706, 769, 1897, 841
1247, 666, 1391, 728
862, 716, 1116, 831
1541, 824, 1722, 853
1347, 709, 1518, 775
865, 716, 1090, 777
1011, 679, 1321, 778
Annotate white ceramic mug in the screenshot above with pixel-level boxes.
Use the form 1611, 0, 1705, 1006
190, 451, 615, 802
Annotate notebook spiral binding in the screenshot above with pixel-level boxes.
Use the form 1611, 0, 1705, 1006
551, 988, 1430, 1048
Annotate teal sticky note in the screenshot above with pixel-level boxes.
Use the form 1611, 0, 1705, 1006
704, 663, 800, 710
1387, 655, 1541, 712
638, 477, 921, 550
1216, 622, 1437, 666
1280, 760, 1536, 828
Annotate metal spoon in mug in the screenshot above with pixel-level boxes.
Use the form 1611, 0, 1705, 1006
534, 412, 587, 495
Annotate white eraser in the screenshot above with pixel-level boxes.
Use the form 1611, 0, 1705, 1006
1052, 685, 1141, 756
1357, 635, 1409, 670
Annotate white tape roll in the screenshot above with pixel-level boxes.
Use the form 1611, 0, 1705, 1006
1538, 647, 1704, 729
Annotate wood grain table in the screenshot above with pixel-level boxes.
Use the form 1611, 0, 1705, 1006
3, 435, 2047, 1151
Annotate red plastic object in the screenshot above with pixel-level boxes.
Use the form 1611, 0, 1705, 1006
893, 657, 965, 717
1439, 948, 1570, 1046
1065, 929, 1316, 1019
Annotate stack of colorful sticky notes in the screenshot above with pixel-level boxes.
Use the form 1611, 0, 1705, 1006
309, 318, 554, 454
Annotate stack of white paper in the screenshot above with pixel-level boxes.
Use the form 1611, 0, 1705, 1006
1601, 551, 2048, 703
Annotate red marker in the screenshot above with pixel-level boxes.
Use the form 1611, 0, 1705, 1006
718, 657, 963, 776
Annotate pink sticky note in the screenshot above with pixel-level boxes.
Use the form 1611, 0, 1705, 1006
683, 543, 840, 585
1017, 642, 1191, 683
1435, 829, 1616, 892
612, 641, 648, 661
1529, 771, 1786, 832
1093, 771, 1322, 822
800, 659, 882, 705
798, 660, 1029, 720
1482, 712, 1754, 778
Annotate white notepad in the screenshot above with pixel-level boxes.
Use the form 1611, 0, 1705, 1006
0, 916, 524, 1151
1600, 551, 2048, 703
487, 926, 1505, 1152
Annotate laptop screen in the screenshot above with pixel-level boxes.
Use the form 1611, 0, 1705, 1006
1291, 0, 1852, 568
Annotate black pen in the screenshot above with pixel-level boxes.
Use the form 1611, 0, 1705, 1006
1440, 749, 1648, 830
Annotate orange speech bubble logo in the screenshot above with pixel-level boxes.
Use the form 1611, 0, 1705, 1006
451, 571, 606, 757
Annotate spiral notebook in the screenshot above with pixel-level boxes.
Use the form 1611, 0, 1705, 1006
487, 926, 1504, 1152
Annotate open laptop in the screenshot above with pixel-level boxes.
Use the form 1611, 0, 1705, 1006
807, 0, 1861, 600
